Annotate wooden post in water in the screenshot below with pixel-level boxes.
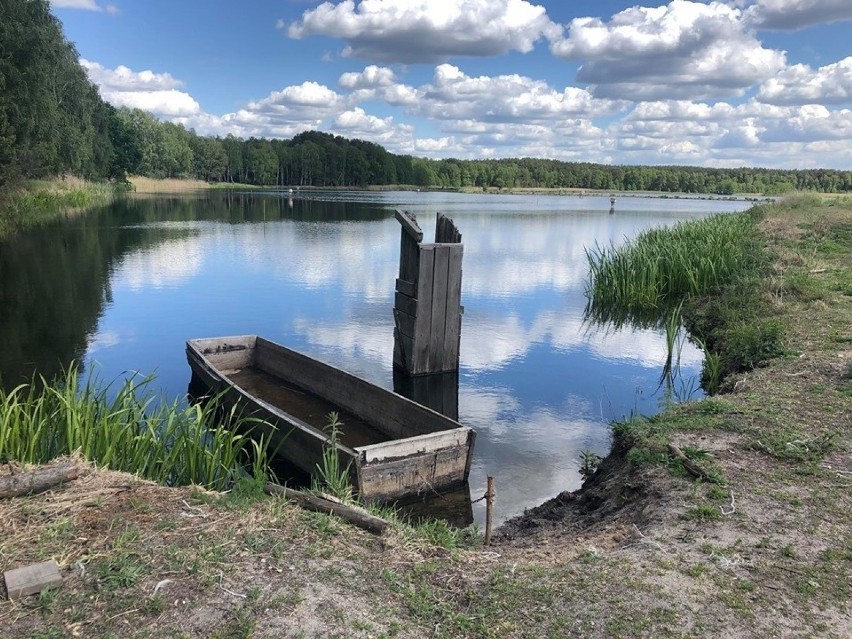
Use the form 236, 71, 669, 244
393, 210, 464, 376
484, 476, 495, 546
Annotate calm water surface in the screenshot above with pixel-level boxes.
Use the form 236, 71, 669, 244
0, 190, 751, 524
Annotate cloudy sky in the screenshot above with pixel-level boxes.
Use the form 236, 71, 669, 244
52, 0, 852, 168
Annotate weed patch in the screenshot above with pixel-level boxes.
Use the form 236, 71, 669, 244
0, 365, 274, 490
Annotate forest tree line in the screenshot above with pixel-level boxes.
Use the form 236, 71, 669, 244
2, 0, 850, 198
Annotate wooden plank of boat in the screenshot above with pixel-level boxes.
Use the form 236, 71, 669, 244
186, 335, 475, 502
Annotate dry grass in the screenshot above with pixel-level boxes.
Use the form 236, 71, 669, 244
128, 176, 211, 194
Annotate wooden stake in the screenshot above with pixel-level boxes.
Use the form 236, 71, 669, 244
484, 476, 495, 546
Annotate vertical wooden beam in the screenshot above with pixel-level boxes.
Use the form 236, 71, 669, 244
394, 211, 463, 376
412, 246, 435, 374
442, 244, 464, 371
435, 212, 462, 244
427, 245, 450, 372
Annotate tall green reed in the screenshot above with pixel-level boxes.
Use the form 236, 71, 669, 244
585, 211, 764, 328
0, 182, 122, 238
585, 209, 770, 394
312, 412, 354, 501
0, 365, 274, 490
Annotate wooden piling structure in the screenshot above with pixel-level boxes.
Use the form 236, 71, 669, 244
393, 211, 464, 376
393, 369, 459, 420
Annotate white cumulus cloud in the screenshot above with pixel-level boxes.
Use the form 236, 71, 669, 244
414, 64, 624, 122
80, 60, 200, 117
614, 98, 852, 167
51, 0, 119, 12
551, 0, 786, 101
758, 57, 852, 105
103, 90, 200, 116
80, 59, 183, 92
743, 0, 852, 30
339, 65, 397, 89
51, 0, 100, 9
288, 0, 560, 63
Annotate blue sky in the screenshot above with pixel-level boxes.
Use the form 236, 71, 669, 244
52, 0, 852, 168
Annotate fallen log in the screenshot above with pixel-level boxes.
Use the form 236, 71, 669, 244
667, 444, 716, 483
264, 483, 389, 535
0, 464, 80, 499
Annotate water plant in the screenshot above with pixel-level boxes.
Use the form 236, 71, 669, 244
699, 341, 723, 396
585, 210, 765, 328
585, 208, 784, 391
311, 411, 353, 501
0, 180, 125, 238
578, 449, 602, 479
0, 365, 273, 490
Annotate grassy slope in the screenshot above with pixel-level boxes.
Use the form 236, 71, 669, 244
1, 196, 850, 638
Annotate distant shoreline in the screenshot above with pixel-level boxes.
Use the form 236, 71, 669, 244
127, 176, 770, 202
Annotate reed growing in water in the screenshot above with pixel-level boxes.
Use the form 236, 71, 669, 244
585, 206, 784, 394
0, 178, 127, 238
585, 210, 765, 327
0, 366, 273, 490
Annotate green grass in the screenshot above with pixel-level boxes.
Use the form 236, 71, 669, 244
311, 411, 354, 501
585, 210, 766, 327
0, 365, 275, 490
0, 180, 124, 238
585, 205, 786, 392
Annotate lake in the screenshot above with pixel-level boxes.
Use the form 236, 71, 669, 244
0, 190, 752, 525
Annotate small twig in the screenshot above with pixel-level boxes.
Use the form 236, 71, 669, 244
180, 499, 209, 518
667, 444, 716, 483
153, 579, 173, 595
720, 490, 736, 516
711, 552, 743, 570
107, 609, 139, 621
219, 572, 246, 599
632, 524, 665, 551
181, 499, 206, 512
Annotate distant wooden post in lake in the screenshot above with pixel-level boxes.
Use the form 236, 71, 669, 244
393, 210, 464, 376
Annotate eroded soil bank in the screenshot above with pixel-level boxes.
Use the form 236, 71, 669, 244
1, 196, 850, 638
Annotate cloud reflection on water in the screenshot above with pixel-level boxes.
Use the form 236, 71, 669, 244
90, 193, 744, 523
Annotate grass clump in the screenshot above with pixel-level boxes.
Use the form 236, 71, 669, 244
586, 210, 766, 326
0, 178, 124, 238
586, 206, 785, 392
0, 365, 273, 490
311, 411, 354, 501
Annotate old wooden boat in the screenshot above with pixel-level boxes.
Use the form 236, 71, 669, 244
186, 335, 476, 502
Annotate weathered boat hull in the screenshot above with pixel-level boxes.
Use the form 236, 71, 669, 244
186, 335, 476, 502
